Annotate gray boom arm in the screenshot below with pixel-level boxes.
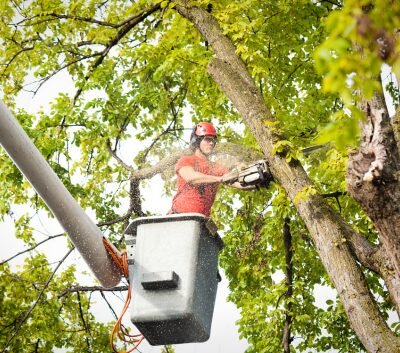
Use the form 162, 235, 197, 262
0, 101, 121, 288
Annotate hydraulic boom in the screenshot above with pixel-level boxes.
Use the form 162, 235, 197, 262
0, 101, 121, 288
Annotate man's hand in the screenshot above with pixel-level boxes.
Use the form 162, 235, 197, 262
221, 170, 239, 184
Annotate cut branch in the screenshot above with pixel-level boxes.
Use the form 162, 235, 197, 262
130, 148, 191, 181
129, 142, 261, 182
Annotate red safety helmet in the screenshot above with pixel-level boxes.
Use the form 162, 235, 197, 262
194, 122, 217, 137
189, 122, 217, 150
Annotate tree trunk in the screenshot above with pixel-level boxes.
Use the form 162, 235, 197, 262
347, 93, 400, 277
393, 107, 400, 159
174, 3, 400, 352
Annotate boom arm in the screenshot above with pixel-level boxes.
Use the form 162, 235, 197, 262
0, 101, 121, 288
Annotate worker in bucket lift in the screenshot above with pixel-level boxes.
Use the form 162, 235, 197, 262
169, 122, 256, 217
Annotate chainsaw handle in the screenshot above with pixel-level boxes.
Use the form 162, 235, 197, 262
221, 170, 239, 184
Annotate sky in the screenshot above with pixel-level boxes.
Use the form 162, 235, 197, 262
0, 71, 250, 353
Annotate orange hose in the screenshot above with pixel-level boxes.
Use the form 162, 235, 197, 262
102, 237, 129, 278
103, 237, 144, 352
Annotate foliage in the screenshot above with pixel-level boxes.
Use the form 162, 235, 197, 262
161, 345, 176, 353
0, 1, 398, 353
314, 0, 400, 132
0, 254, 112, 352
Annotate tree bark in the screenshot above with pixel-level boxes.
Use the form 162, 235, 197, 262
345, 231, 400, 315
393, 107, 400, 160
347, 93, 400, 277
174, 3, 400, 352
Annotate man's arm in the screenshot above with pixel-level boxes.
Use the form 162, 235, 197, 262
178, 166, 222, 184
178, 167, 257, 190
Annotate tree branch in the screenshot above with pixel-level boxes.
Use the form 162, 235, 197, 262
106, 139, 134, 172
347, 90, 400, 277
72, 2, 162, 104
77, 291, 92, 353
100, 291, 120, 321
0, 46, 34, 77
129, 179, 145, 218
0, 233, 65, 266
139, 119, 178, 164
59, 285, 128, 298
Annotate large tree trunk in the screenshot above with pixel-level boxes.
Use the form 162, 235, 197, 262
174, 3, 400, 352
393, 107, 400, 160
347, 92, 400, 280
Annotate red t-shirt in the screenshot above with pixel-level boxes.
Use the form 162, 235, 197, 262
170, 155, 229, 217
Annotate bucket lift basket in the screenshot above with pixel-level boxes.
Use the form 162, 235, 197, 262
125, 213, 224, 345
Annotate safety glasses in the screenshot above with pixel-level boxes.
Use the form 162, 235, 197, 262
203, 136, 217, 145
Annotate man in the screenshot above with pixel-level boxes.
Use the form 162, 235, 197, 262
169, 122, 255, 217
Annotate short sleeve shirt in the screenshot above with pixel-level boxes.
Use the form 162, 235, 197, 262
170, 155, 229, 217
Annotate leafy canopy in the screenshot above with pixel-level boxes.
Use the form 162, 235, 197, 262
0, 1, 399, 352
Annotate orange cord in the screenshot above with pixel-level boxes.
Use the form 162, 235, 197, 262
102, 238, 144, 352
102, 237, 129, 278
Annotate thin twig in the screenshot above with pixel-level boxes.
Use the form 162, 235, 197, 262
97, 211, 134, 226
106, 139, 134, 172
100, 291, 120, 320
139, 119, 176, 164
0, 233, 65, 266
77, 291, 92, 353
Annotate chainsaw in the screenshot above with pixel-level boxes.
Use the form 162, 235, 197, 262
221, 160, 273, 187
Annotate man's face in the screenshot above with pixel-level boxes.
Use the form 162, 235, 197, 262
199, 135, 217, 155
